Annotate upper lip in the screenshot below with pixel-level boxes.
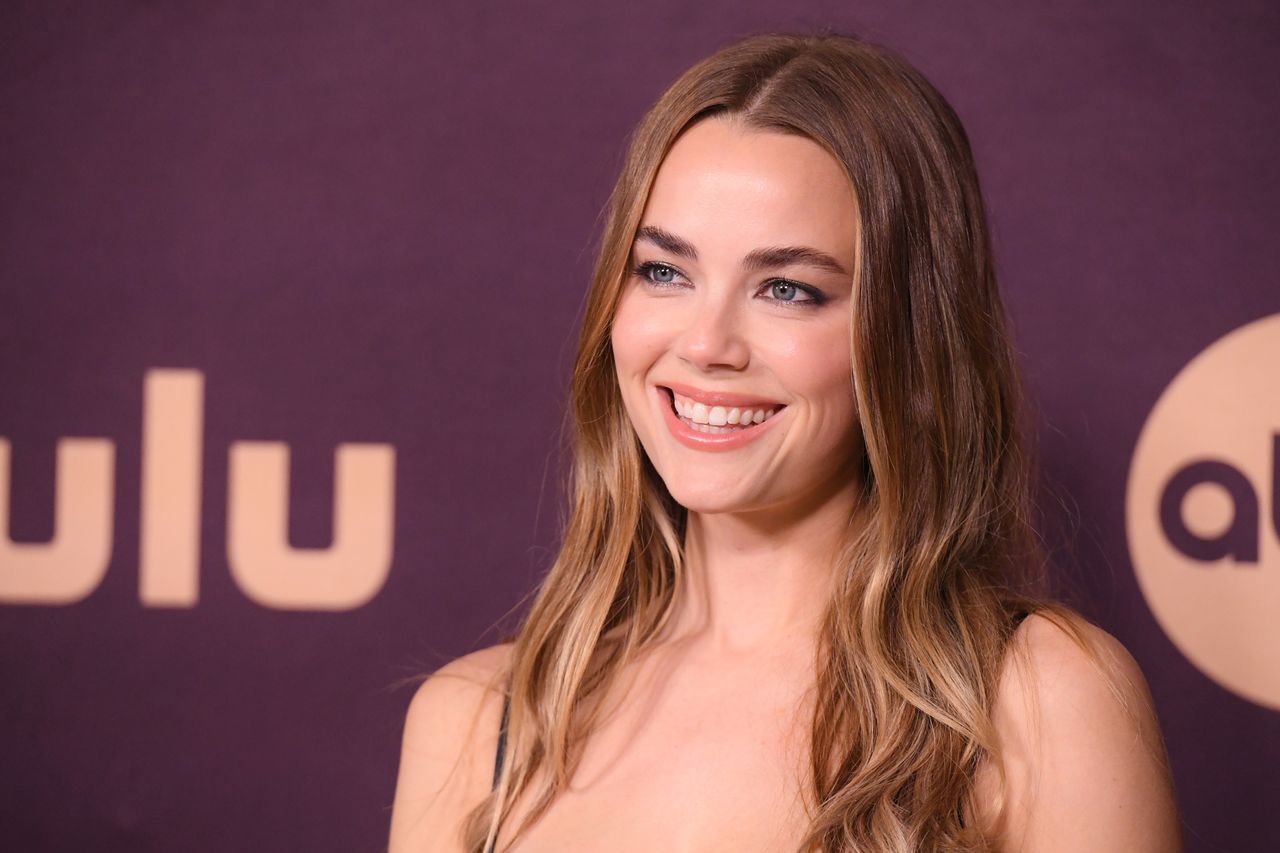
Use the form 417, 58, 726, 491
658, 381, 786, 410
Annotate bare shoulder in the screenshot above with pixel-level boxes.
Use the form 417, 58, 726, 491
387, 642, 515, 853
975, 612, 1183, 852
1002, 612, 1153, 728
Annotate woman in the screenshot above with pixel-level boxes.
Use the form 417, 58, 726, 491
388, 31, 1182, 852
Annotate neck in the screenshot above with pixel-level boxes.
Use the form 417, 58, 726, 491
663, 460, 866, 658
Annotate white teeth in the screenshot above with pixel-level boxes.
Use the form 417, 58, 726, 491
669, 390, 782, 427
686, 421, 739, 434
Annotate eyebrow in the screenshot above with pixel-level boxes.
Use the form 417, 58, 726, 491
634, 225, 850, 277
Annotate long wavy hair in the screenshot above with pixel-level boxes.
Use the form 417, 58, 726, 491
460, 30, 1095, 852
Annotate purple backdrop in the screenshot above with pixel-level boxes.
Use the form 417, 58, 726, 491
2, 2, 1276, 851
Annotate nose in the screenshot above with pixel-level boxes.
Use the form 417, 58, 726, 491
672, 286, 750, 372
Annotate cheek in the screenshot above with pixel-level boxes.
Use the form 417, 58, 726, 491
771, 323, 854, 399
771, 325, 859, 443
610, 292, 668, 372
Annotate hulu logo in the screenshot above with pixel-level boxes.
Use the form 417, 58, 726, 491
0, 369, 395, 610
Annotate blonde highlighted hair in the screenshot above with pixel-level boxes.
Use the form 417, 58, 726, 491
460, 30, 1097, 852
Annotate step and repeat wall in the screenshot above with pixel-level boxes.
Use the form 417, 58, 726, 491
2, 2, 1275, 851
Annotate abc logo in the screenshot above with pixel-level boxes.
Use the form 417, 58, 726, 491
1127, 312, 1280, 709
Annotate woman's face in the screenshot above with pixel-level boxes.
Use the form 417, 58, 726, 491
610, 116, 863, 516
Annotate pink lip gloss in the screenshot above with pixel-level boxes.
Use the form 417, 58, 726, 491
655, 386, 785, 452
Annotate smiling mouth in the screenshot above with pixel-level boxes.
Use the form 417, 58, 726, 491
660, 386, 785, 434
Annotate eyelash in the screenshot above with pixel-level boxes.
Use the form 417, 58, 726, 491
629, 261, 828, 308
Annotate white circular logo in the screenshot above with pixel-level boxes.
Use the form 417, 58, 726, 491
1127, 312, 1280, 710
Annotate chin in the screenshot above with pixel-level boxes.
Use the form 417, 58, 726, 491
663, 482, 755, 515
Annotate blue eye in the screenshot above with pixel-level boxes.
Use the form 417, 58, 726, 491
762, 279, 826, 307
650, 264, 677, 284
770, 281, 805, 303
632, 261, 685, 288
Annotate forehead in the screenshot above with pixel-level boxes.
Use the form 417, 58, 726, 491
639, 116, 859, 265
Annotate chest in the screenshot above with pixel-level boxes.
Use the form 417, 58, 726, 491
498, 664, 818, 852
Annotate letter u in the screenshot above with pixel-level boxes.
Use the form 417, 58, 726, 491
0, 437, 114, 604
226, 441, 395, 610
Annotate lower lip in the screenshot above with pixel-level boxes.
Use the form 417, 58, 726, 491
655, 386, 784, 452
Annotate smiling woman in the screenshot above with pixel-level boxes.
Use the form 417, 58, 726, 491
387, 31, 1183, 853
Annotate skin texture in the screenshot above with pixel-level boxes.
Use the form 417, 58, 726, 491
386, 117, 1184, 852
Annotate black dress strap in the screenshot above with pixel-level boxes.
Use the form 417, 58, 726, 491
484, 694, 511, 853
492, 693, 510, 791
